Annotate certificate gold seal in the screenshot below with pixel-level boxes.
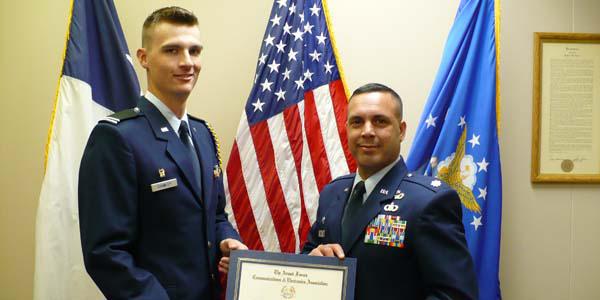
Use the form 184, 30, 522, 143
561, 159, 574, 173
281, 286, 296, 299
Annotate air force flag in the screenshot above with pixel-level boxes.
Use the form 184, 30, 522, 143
406, 0, 502, 299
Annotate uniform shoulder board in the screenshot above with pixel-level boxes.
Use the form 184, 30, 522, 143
100, 107, 141, 125
404, 173, 448, 193
189, 115, 222, 168
330, 173, 355, 184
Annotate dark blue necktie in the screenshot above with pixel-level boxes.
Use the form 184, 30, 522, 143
179, 121, 202, 191
341, 181, 366, 247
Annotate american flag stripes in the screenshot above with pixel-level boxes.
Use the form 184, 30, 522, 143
225, 0, 355, 253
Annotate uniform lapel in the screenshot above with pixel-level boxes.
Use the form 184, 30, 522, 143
327, 180, 354, 243
343, 159, 408, 252
138, 98, 203, 200
189, 121, 213, 206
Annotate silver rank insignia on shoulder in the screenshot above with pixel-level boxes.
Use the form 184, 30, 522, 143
394, 190, 405, 200
133, 107, 140, 113
102, 116, 119, 124
431, 180, 442, 188
344, 187, 349, 192
318, 229, 326, 238
213, 165, 221, 178
160, 127, 169, 132
380, 188, 388, 195
384, 202, 399, 212
321, 216, 326, 224
158, 168, 166, 178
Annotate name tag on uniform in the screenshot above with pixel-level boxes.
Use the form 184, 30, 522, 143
150, 178, 178, 192
364, 214, 407, 248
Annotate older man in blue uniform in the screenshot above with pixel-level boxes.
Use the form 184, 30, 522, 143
78, 7, 246, 300
302, 83, 477, 299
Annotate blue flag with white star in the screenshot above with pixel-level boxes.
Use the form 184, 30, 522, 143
406, 0, 502, 299
34, 0, 139, 299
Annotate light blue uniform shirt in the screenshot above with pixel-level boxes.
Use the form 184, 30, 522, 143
352, 156, 402, 204
145, 91, 193, 146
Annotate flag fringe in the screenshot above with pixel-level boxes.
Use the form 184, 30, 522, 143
43, 0, 76, 173
322, 0, 350, 100
494, 0, 501, 136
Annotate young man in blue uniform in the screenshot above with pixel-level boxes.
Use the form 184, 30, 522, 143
78, 7, 246, 300
302, 83, 478, 299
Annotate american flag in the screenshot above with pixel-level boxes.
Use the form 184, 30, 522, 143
224, 0, 355, 253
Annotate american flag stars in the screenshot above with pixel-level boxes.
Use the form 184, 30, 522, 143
261, 79, 273, 92
252, 98, 265, 112
275, 40, 286, 53
309, 3, 321, 16
246, 0, 339, 125
283, 23, 293, 35
268, 61, 280, 74
324, 60, 333, 73
316, 32, 327, 44
292, 28, 304, 41
226, 0, 355, 253
309, 49, 322, 61
304, 23, 314, 34
264, 34, 275, 46
270, 14, 282, 26
275, 89, 286, 101
303, 69, 314, 81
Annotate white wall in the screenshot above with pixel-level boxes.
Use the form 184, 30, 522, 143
500, 0, 600, 299
0, 0, 598, 299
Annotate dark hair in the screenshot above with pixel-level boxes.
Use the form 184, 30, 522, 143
142, 7, 199, 47
350, 83, 403, 119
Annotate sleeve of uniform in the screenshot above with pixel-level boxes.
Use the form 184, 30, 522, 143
301, 183, 334, 254
78, 123, 169, 300
301, 205, 322, 254
214, 173, 241, 243
412, 188, 479, 300
200, 125, 240, 244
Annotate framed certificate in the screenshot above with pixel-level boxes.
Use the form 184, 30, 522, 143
531, 32, 600, 183
225, 250, 356, 300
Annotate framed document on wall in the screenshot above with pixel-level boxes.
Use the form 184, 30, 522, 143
531, 32, 600, 183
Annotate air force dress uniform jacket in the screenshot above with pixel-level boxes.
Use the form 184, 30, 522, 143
302, 158, 478, 300
79, 97, 240, 300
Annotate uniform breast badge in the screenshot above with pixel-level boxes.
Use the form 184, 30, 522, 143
364, 214, 407, 248
383, 202, 399, 212
394, 189, 405, 200
213, 165, 221, 178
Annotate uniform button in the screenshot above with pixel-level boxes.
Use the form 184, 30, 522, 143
207, 241, 212, 248
211, 273, 215, 280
